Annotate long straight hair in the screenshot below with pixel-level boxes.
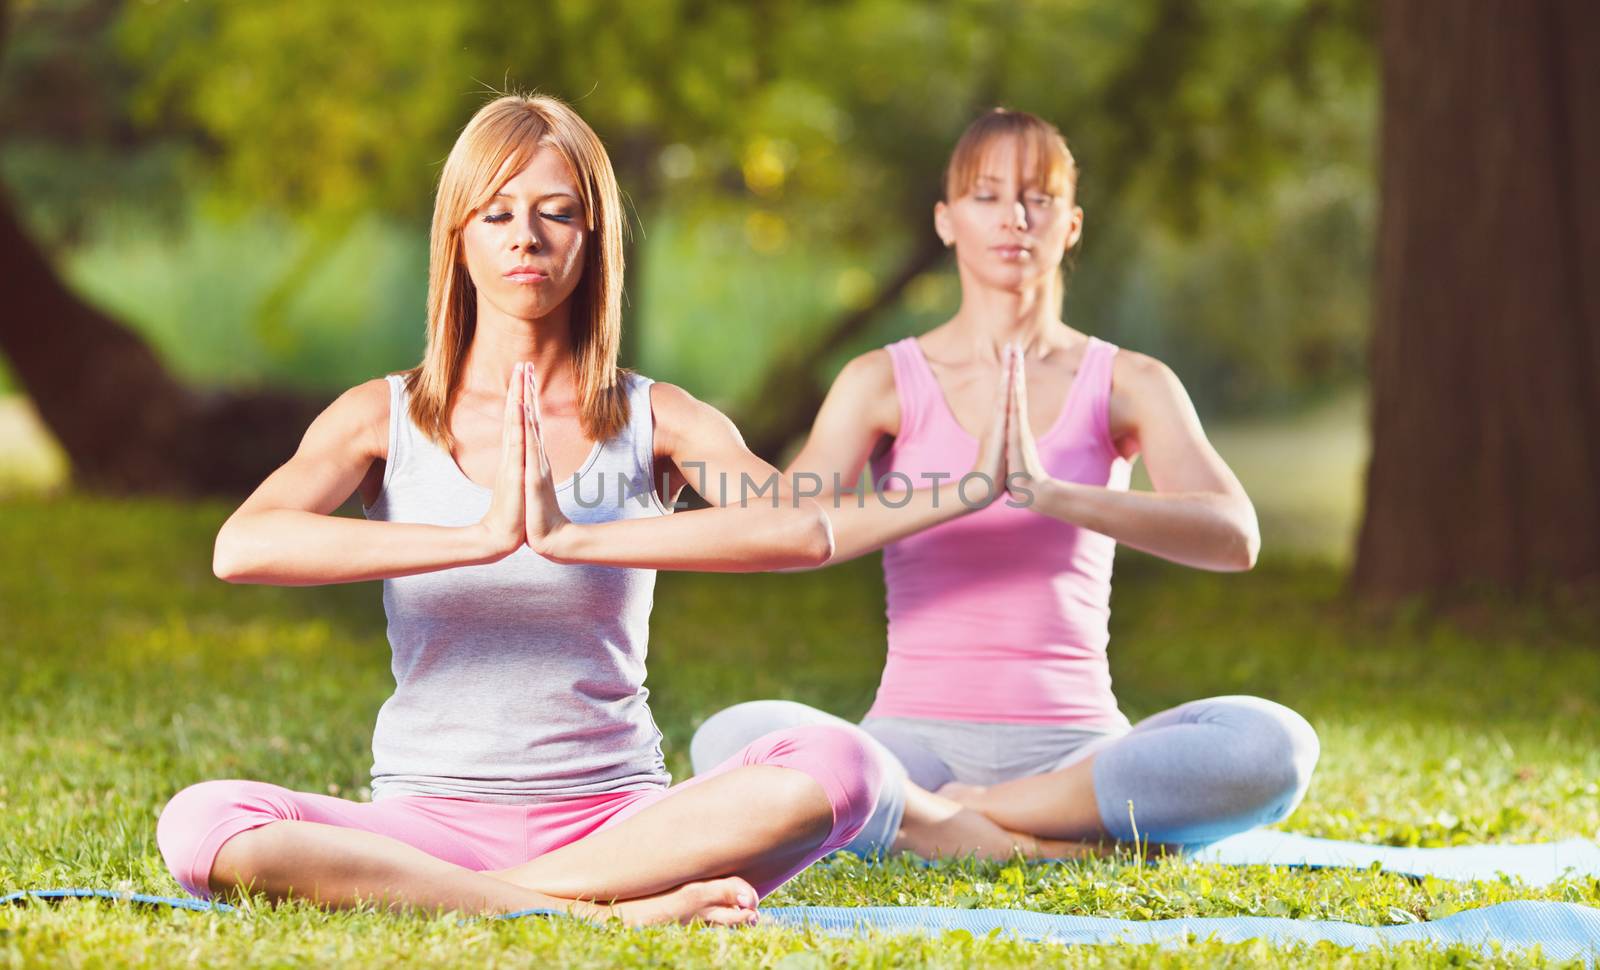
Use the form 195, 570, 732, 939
402, 93, 630, 449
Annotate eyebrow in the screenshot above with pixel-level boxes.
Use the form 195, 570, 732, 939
491, 191, 582, 203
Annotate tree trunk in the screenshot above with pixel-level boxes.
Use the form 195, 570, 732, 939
1353, 0, 1600, 597
0, 191, 324, 495
0, 0, 323, 496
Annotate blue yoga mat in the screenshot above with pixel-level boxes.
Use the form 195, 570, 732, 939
761, 901, 1600, 961
6, 889, 1597, 959
2, 888, 232, 912
1188, 829, 1600, 886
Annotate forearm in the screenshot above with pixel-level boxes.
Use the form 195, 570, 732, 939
214, 509, 501, 586
1032, 479, 1260, 571
801, 485, 974, 568
543, 502, 833, 572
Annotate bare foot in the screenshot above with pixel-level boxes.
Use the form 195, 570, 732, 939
1012, 832, 1111, 861
573, 876, 761, 928
936, 781, 988, 807
893, 804, 1034, 860
898, 785, 1107, 861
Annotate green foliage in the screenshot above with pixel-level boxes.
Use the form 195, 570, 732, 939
0, 0, 185, 246
58, 207, 427, 394
7, 0, 1375, 415
1, 496, 1596, 966
109, 0, 1372, 231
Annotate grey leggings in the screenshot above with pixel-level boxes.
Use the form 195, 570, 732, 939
689, 696, 1319, 855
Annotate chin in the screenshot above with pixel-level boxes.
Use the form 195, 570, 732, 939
974, 268, 1031, 292
488, 292, 555, 321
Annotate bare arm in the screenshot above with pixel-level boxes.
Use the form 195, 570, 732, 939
212, 378, 522, 586
1011, 350, 1259, 572
529, 380, 834, 572
783, 349, 1010, 568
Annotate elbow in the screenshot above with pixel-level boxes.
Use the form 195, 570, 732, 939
212, 519, 253, 583
1235, 530, 1260, 571
212, 544, 243, 584
788, 502, 835, 568
1229, 512, 1261, 572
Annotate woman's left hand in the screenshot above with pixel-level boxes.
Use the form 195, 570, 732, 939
522, 365, 575, 559
1005, 345, 1051, 501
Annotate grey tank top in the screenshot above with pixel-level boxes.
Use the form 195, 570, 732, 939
361, 371, 672, 802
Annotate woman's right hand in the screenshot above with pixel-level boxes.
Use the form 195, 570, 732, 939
966, 343, 1013, 508
476, 362, 529, 560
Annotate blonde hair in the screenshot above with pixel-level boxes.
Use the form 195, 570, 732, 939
402, 93, 629, 449
943, 107, 1079, 203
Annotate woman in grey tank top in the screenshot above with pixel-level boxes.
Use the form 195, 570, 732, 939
154, 94, 882, 927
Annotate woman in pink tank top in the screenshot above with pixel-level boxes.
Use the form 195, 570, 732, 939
692, 109, 1319, 860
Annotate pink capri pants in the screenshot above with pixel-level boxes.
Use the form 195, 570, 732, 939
157, 725, 881, 902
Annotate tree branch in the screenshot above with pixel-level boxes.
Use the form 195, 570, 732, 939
737, 231, 948, 462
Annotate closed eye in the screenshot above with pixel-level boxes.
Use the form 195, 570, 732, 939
482, 211, 575, 224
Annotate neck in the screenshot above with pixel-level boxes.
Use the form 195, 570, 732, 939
461, 298, 576, 397
948, 272, 1062, 360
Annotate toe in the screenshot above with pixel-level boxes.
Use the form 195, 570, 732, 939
697, 904, 760, 927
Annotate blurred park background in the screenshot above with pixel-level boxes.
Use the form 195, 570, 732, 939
2, 2, 1599, 965
5, 0, 1591, 603
0, 0, 1385, 555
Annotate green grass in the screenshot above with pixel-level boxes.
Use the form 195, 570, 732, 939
2, 496, 1598, 967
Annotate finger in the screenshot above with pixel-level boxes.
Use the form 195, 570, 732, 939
528, 371, 547, 499
1012, 344, 1030, 429
503, 362, 527, 478
992, 344, 1004, 416
501, 362, 522, 455
513, 362, 527, 467
526, 366, 553, 478
994, 344, 1013, 435
526, 365, 547, 437
1005, 345, 1021, 440
1007, 383, 1023, 466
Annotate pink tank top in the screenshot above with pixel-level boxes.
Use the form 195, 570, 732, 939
866, 336, 1133, 726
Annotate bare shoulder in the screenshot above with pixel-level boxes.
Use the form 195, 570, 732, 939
1108, 350, 1192, 455
648, 379, 721, 424
1110, 348, 1191, 415
1111, 348, 1179, 394
648, 380, 742, 454
305, 376, 392, 462
835, 347, 896, 396
826, 347, 899, 435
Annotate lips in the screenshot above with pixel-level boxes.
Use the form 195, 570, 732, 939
504, 266, 548, 283
992, 245, 1032, 260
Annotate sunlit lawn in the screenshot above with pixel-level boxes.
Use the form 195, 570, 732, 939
2, 478, 1597, 966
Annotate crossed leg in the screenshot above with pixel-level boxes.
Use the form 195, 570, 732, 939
158, 724, 879, 925
690, 700, 1103, 861
938, 696, 1321, 848
491, 725, 876, 902
690, 697, 1319, 860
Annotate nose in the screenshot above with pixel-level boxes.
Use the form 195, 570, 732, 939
1006, 199, 1028, 231
513, 214, 542, 254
